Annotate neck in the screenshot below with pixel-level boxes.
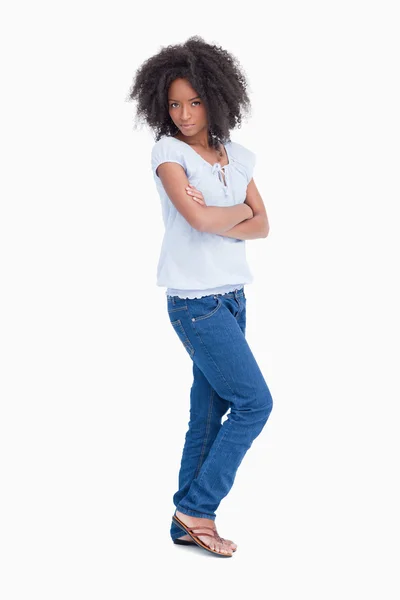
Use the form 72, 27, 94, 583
175, 127, 213, 150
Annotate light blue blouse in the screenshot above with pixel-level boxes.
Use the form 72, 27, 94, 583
151, 135, 256, 299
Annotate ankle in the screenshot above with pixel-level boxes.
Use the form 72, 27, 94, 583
176, 510, 209, 521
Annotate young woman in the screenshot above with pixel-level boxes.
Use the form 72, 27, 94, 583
128, 36, 273, 557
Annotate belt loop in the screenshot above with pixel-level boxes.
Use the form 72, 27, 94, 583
172, 296, 176, 305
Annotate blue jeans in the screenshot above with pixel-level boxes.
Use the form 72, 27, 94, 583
167, 286, 273, 542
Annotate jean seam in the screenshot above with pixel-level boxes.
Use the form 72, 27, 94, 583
174, 507, 216, 520
194, 388, 214, 478
170, 319, 196, 357
185, 306, 238, 401
190, 297, 222, 322
234, 297, 242, 320
195, 417, 233, 489
168, 306, 188, 313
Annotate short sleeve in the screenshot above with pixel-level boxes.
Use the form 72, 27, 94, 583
245, 149, 256, 184
230, 141, 256, 184
151, 136, 187, 179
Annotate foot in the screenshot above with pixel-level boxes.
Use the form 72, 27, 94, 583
175, 510, 237, 554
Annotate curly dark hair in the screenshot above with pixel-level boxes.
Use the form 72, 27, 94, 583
126, 35, 252, 151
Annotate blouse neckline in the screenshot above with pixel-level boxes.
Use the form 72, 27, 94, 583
171, 136, 231, 169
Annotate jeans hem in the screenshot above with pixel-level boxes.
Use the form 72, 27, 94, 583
175, 506, 216, 520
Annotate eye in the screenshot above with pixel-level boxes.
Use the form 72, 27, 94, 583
169, 101, 201, 109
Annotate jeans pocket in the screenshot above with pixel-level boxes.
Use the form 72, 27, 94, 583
169, 318, 195, 358
186, 295, 223, 322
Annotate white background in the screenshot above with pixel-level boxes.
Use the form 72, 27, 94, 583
1, 1, 399, 598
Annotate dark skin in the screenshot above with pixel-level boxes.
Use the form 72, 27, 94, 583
169, 78, 229, 189
168, 78, 238, 554
167, 78, 268, 553
168, 78, 269, 238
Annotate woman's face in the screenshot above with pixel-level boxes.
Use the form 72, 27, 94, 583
168, 78, 208, 138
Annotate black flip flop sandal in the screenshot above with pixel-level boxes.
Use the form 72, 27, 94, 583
173, 538, 195, 546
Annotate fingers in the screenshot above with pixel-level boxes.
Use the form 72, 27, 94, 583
186, 184, 204, 202
186, 185, 199, 196
191, 196, 205, 205
186, 184, 201, 195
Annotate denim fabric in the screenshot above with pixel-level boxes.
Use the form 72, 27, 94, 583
167, 286, 273, 541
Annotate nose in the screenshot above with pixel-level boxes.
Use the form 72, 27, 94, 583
180, 106, 191, 120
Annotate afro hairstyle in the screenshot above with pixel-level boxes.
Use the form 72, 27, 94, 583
126, 35, 252, 151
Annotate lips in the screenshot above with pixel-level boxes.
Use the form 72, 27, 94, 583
181, 124, 195, 127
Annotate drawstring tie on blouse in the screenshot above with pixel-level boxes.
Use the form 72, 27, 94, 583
212, 162, 229, 196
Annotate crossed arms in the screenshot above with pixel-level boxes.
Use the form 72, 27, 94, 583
155, 162, 269, 241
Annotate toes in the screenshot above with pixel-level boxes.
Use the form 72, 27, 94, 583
221, 537, 237, 551
197, 533, 234, 555
217, 542, 231, 555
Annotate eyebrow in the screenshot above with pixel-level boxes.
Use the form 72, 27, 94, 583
168, 96, 201, 101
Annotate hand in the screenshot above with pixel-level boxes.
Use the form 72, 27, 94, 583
244, 202, 254, 219
185, 183, 206, 206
